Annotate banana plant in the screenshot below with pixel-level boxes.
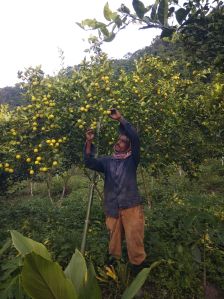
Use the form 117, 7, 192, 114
10, 230, 101, 299
8, 230, 163, 299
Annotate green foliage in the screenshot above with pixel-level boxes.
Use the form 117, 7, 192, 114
132, 0, 149, 19
175, 8, 189, 25
64, 250, 87, 294
8, 231, 103, 299
78, 0, 222, 44
78, 0, 223, 74
1, 160, 224, 298
22, 253, 77, 299
78, 0, 171, 40
157, 0, 168, 26
10, 230, 51, 260
179, 4, 224, 71
103, 2, 118, 21
6, 231, 161, 299
0, 275, 27, 299
121, 260, 164, 299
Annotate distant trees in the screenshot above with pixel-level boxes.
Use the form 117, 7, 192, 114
0, 85, 25, 107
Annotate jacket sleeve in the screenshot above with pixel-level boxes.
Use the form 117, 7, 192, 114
119, 118, 140, 166
83, 143, 105, 173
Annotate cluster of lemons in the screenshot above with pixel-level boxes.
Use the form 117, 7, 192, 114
0, 163, 14, 173
46, 138, 64, 147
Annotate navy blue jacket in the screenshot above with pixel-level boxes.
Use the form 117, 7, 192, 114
84, 119, 142, 217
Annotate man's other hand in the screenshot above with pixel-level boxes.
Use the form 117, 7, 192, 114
109, 108, 122, 121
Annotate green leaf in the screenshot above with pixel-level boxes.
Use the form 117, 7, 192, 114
78, 19, 97, 29
121, 261, 163, 299
132, 0, 148, 19
114, 15, 123, 28
76, 22, 85, 29
119, 4, 130, 14
104, 2, 112, 21
103, 2, 118, 21
64, 249, 87, 294
22, 253, 77, 299
100, 26, 110, 38
76, 19, 106, 30
175, 8, 189, 24
150, 0, 160, 21
103, 32, 116, 42
10, 230, 51, 261
168, 6, 175, 17
157, 0, 168, 26
0, 239, 11, 256
160, 27, 175, 38
79, 263, 102, 299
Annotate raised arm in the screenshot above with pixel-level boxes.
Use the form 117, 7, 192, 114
109, 109, 140, 165
84, 129, 105, 173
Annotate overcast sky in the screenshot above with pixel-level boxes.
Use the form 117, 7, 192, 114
0, 0, 159, 87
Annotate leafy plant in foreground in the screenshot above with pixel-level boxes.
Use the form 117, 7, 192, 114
7, 230, 163, 299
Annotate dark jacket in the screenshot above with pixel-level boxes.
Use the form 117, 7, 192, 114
84, 119, 142, 217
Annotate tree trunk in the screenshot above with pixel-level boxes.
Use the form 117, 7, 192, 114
46, 175, 53, 204
30, 180, 34, 197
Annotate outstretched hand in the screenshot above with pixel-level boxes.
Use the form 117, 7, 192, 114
109, 108, 122, 121
86, 128, 94, 142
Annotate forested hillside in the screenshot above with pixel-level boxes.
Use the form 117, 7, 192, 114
0, 85, 25, 107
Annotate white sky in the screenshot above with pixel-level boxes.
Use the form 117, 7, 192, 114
0, 0, 159, 87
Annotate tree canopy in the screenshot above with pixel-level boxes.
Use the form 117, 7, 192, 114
78, 0, 224, 70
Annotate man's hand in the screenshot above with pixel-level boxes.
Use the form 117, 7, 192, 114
109, 108, 122, 121
86, 128, 94, 142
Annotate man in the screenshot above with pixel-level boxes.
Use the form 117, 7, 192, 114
84, 109, 146, 273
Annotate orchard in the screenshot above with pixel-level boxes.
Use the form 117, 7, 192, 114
0, 53, 224, 196
1, 0, 224, 297
0, 51, 224, 299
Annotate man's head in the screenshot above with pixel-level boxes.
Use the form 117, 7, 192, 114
114, 134, 131, 153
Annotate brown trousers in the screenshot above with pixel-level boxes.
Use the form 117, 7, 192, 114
105, 205, 146, 265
